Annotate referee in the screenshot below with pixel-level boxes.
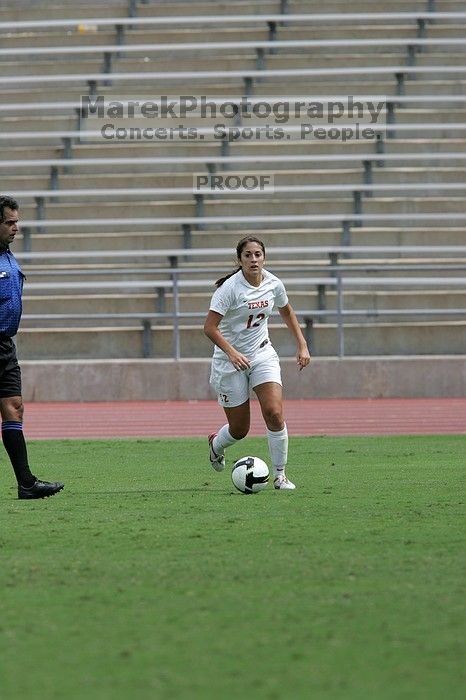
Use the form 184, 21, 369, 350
0, 195, 64, 499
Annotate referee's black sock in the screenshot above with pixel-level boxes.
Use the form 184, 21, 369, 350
1, 421, 36, 487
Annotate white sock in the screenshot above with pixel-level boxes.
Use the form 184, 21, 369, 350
267, 424, 288, 478
213, 424, 240, 455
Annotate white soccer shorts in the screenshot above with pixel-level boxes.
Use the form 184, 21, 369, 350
209, 344, 282, 408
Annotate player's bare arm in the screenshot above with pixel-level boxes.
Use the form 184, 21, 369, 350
278, 304, 311, 371
204, 310, 251, 370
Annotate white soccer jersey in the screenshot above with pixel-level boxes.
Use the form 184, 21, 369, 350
209, 268, 288, 360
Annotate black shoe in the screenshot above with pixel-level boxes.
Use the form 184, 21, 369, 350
18, 479, 64, 500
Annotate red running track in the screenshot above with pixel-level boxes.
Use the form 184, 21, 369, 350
22, 398, 466, 439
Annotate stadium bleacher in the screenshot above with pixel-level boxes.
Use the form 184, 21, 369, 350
1, 1, 465, 389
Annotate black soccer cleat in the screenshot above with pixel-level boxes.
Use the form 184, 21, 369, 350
18, 479, 64, 500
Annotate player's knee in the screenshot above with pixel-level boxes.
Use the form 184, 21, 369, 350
230, 425, 249, 440
2, 397, 24, 422
14, 399, 24, 419
264, 408, 284, 431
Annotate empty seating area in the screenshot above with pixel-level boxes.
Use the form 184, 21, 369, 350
1, 0, 465, 360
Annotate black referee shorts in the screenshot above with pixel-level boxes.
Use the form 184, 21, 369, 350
0, 337, 22, 398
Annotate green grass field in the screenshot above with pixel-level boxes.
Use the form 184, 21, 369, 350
0, 435, 464, 700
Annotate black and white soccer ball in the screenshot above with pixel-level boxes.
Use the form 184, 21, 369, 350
231, 456, 269, 494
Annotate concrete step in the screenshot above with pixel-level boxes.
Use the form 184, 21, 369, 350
92, 53, 414, 73
9, 75, 464, 100
3, 80, 465, 109
372, 167, 466, 184
0, 87, 101, 103
276, 27, 419, 41
2, 167, 369, 191
18, 200, 196, 220
289, 0, 459, 11
3, 107, 465, 133
395, 109, 466, 124
310, 321, 466, 356
136, 1, 278, 18
0, 3, 127, 22
4, 175, 50, 189
8, 227, 347, 253
17, 226, 463, 254
363, 196, 465, 214
22, 293, 176, 315
384, 139, 466, 154
69, 139, 378, 159
19, 262, 466, 287
405, 80, 466, 96
342, 226, 466, 246
0, 59, 103, 76
254, 79, 466, 96
15, 166, 466, 191
21, 289, 466, 316
200, 197, 355, 215
30, 168, 365, 190
14, 206, 464, 237
0, 146, 62, 160
14, 320, 466, 360
428, 26, 466, 40
0, 116, 76, 132
416, 53, 466, 67
122, 28, 270, 44
36, 191, 457, 211
0, 30, 118, 49
18, 197, 355, 221
112, 56, 258, 72
52, 159, 214, 176
73, 141, 224, 159
15, 230, 193, 252
266, 54, 407, 69
14, 158, 369, 177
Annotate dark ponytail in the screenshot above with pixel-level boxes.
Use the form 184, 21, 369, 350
215, 266, 241, 288
214, 236, 266, 287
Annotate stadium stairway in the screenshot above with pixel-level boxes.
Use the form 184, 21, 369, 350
1, 0, 465, 380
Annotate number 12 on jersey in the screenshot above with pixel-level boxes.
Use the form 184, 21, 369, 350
246, 313, 266, 328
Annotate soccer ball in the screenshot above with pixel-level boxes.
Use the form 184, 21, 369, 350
231, 456, 269, 494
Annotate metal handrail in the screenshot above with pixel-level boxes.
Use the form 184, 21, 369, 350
1, 64, 465, 85
1, 37, 465, 58
1, 11, 466, 30
17, 212, 466, 229
2, 123, 465, 142
8, 182, 466, 199
3, 151, 466, 169
2, 94, 465, 115
21, 276, 466, 291
15, 245, 466, 262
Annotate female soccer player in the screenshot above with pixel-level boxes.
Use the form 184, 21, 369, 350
203, 235, 311, 490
